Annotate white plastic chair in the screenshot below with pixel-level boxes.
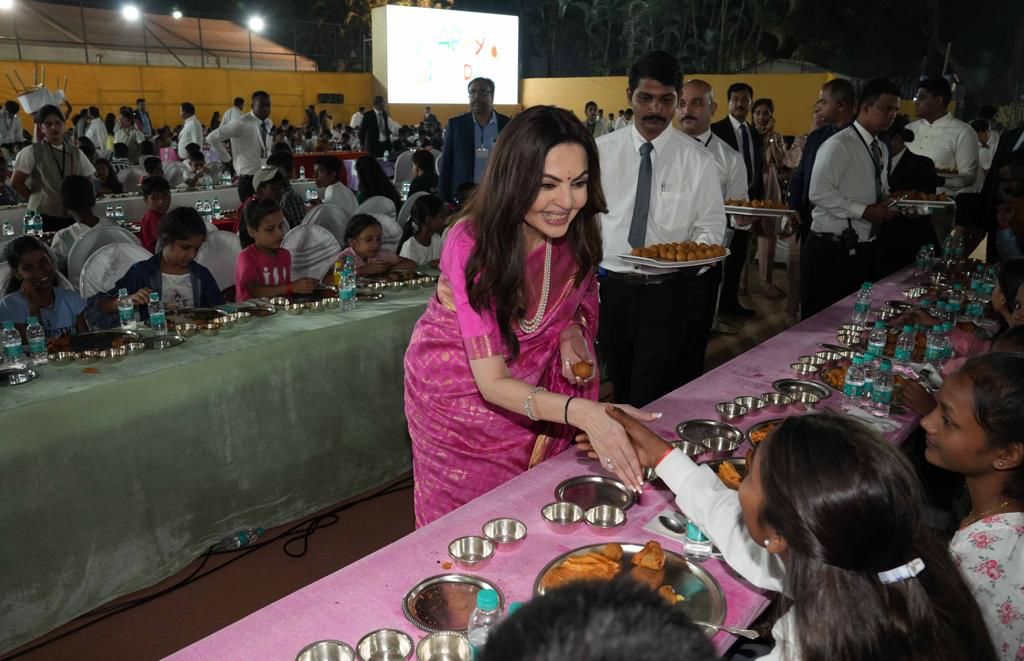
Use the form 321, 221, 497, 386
304, 203, 351, 248
195, 230, 242, 293
78, 243, 153, 299
397, 191, 428, 233
392, 150, 414, 185
324, 183, 358, 220
117, 166, 146, 194
67, 226, 144, 293
281, 224, 340, 281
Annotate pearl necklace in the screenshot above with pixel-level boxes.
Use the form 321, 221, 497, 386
519, 238, 552, 334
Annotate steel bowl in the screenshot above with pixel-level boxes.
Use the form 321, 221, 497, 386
99, 347, 127, 363
796, 355, 827, 368
481, 518, 527, 546
671, 440, 708, 458
584, 504, 627, 531
790, 362, 819, 376
356, 629, 413, 661
76, 350, 100, 363
197, 322, 221, 336
715, 402, 748, 421
174, 321, 199, 337
541, 501, 584, 531
283, 303, 306, 315
792, 390, 822, 410
125, 341, 146, 355
415, 632, 471, 661
733, 396, 767, 412
815, 350, 844, 362
760, 392, 793, 413
323, 297, 341, 310
447, 535, 494, 566
270, 296, 290, 307
308, 300, 327, 313
701, 435, 741, 460
836, 330, 860, 347
838, 323, 869, 334
48, 351, 76, 365
296, 640, 356, 661
234, 310, 252, 324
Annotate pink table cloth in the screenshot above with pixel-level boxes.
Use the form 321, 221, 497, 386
167, 268, 922, 660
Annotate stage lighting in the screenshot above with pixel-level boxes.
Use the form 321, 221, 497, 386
247, 15, 264, 32
172, 9, 183, 19
0, 0, 15, 11
122, 4, 140, 20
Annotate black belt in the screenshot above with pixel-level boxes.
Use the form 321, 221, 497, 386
809, 230, 873, 245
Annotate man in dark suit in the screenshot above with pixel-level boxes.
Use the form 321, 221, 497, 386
981, 124, 1024, 260
359, 96, 393, 158
438, 77, 510, 203
877, 116, 938, 276
710, 82, 761, 316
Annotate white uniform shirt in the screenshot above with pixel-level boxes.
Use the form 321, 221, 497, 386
597, 124, 726, 273
0, 111, 22, 144
177, 115, 204, 159
906, 113, 979, 196
85, 118, 109, 156
809, 121, 889, 242
350, 111, 364, 130
205, 112, 273, 177
222, 106, 243, 126
691, 128, 750, 231
113, 126, 145, 147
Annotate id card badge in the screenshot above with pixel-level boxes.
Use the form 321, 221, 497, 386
475, 145, 490, 164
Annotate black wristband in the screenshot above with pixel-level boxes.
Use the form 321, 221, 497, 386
564, 396, 577, 426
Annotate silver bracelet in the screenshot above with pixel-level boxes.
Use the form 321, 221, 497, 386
524, 386, 546, 422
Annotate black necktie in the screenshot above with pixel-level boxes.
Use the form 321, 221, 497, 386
627, 142, 654, 248
869, 139, 883, 239
740, 123, 753, 187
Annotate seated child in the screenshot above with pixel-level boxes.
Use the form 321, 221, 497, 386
139, 175, 171, 253
92, 158, 123, 196
398, 194, 446, 267
407, 149, 438, 197
234, 198, 319, 301
51, 174, 119, 274
339, 214, 415, 277
185, 148, 210, 189
142, 155, 164, 179
314, 155, 357, 211
0, 236, 87, 342
92, 207, 223, 324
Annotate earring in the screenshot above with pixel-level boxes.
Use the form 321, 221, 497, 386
998, 461, 1005, 468
764, 539, 771, 547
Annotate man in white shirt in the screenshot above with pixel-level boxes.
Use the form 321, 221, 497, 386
906, 76, 979, 198
350, 106, 365, 131
969, 119, 994, 193
584, 101, 608, 138
85, 106, 109, 158
0, 101, 23, 154
113, 110, 145, 163
614, 109, 633, 131
222, 97, 244, 126
803, 78, 900, 318
177, 102, 204, 159
206, 90, 273, 202
597, 51, 727, 407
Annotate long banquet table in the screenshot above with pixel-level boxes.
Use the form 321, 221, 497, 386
167, 268, 923, 660
0, 287, 434, 654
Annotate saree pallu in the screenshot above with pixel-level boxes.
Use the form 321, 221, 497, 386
404, 223, 598, 526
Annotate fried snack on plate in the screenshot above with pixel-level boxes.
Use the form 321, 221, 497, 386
601, 543, 624, 561
540, 550, 620, 590
631, 541, 666, 570
717, 462, 743, 489
629, 565, 666, 590
659, 584, 685, 605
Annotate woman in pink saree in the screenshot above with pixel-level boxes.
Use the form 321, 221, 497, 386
404, 106, 653, 526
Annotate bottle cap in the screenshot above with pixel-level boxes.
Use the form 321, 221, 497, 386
476, 588, 499, 611
862, 282, 873, 289
874, 320, 885, 328
903, 324, 913, 332
2, 320, 13, 329
27, 316, 37, 324
852, 355, 864, 365
507, 602, 523, 616
149, 292, 160, 301
118, 288, 128, 297
881, 359, 892, 370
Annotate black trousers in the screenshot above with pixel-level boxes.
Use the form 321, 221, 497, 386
719, 228, 748, 311
876, 216, 936, 278
800, 232, 877, 319
598, 266, 722, 408
237, 175, 255, 203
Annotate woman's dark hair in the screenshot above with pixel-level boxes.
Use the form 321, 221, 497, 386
314, 155, 342, 178
479, 579, 714, 661
398, 194, 444, 253
209, 111, 220, 131
60, 174, 97, 212
344, 213, 381, 244
354, 155, 401, 210
91, 159, 123, 194
460, 105, 605, 360
3, 236, 52, 295
758, 413, 997, 661
411, 149, 434, 173
992, 323, 1024, 352
36, 104, 64, 123
997, 258, 1024, 313
159, 207, 207, 245
104, 112, 116, 134
77, 136, 97, 161
240, 198, 281, 248
752, 97, 775, 114
184, 142, 203, 159
627, 50, 682, 92
957, 353, 1024, 500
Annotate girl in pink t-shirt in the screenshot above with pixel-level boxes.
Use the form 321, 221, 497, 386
234, 198, 319, 301
337, 214, 416, 277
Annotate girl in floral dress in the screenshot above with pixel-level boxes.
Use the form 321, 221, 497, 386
922, 353, 1024, 660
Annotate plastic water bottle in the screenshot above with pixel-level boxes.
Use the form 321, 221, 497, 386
852, 282, 873, 324
862, 350, 880, 404
21, 212, 32, 236
963, 283, 984, 323
116, 288, 136, 329
25, 316, 47, 365
913, 247, 929, 279
202, 173, 213, 190
941, 322, 955, 362
105, 205, 114, 221
684, 520, 714, 559
942, 234, 955, 259
467, 589, 503, 656
871, 359, 894, 418
2, 221, 13, 236
2, 320, 25, 367
894, 324, 915, 366
332, 260, 343, 289
925, 325, 945, 366
212, 197, 221, 217
212, 527, 264, 551
947, 284, 964, 316
867, 321, 887, 356
298, 165, 306, 180
148, 292, 167, 335
842, 354, 866, 412
340, 257, 357, 311
220, 170, 232, 187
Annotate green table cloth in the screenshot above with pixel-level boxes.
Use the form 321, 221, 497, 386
0, 288, 432, 653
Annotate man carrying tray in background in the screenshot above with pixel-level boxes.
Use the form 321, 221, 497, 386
597, 51, 726, 408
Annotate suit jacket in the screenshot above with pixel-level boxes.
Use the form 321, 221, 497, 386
359, 110, 393, 158
711, 116, 764, 200
889, 149, 937, 195
981, 126, 1024, 231
438, 111, 511, 202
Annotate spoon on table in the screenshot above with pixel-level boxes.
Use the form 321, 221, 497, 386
694, 622, 760, 640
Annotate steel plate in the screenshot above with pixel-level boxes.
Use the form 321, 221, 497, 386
402, 574, 504, 633
772, 379, 832, 400
675, 419, 744, 445
554, 475, 637, 511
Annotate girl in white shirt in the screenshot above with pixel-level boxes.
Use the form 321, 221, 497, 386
398, 194, 447, 267
599, 408, 997, 661
921, 353, 1024, 660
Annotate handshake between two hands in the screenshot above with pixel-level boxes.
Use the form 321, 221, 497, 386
576, 405, 673, 473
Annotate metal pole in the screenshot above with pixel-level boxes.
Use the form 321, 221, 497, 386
248, 29, 254, 69
79, 0, 90, 63
141, 17, 150, 65
12, 11, 22, 60
197, 13, 206, 68
292, 21, 298, 71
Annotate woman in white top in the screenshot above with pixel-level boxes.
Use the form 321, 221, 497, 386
921, 353, 1024, 660
598, 408, 997, 661
398, 194, 447, 267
